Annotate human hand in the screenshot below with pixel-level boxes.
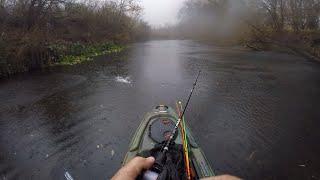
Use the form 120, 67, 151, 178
111, 157, 155, 180
201, 175, 242, 180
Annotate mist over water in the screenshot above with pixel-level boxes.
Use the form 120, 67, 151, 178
140, 0, 186, 27
147, 0, 255, 42
178, 0, 250, 39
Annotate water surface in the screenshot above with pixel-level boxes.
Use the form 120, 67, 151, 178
0, 40, 320, 179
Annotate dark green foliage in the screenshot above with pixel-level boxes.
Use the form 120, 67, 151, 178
0, 0, 149, 77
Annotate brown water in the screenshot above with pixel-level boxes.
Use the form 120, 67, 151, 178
0, 40, 320, 179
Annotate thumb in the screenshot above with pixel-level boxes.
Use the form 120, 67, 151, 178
125, 157, 155, 177
140, 157, 155, 170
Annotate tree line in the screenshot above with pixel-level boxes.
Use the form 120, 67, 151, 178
255, 0, 319, 32
179, 0, 319, 37
0, 0, 150, 77
153, 0, 320, 58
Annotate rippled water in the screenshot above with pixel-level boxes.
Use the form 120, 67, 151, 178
0, 40, 320, 179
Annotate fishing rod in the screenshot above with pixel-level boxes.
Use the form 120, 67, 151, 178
162, 70, 201, 152
142, 70, 201, 180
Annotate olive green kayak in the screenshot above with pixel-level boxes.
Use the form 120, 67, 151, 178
123, 105, 215, 179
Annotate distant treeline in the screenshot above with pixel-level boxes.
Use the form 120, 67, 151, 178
152, 0, 320, 59
0, 0, 150, 77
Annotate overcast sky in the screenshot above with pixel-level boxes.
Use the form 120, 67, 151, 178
140, 0, 186, 27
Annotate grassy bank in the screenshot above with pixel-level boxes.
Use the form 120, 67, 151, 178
51, 42, 124, 66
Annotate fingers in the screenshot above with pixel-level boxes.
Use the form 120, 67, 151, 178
111, 156, 155, 180
125, 157, 155, 176
201, 175, 242, 180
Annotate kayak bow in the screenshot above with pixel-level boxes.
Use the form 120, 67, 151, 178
123, 105, 214, 179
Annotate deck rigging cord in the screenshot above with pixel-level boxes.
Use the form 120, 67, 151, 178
177, 101, 191, 179
142, 70, 201, 180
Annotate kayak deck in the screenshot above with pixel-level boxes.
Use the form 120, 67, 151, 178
123, 105, 214, 178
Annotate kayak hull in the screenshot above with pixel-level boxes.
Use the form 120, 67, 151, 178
123, 105, 214, 178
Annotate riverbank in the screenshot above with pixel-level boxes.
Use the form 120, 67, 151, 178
245, 42, 320, 63
0, 41, 125, 78
244, 31, 320, 63
0, 0, 150, 79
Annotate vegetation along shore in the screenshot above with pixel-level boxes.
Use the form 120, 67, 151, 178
0, 0, 149, 77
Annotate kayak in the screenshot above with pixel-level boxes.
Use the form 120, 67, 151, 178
123, 105, 215, 179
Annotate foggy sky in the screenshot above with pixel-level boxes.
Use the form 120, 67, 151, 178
140, 0, 186, 27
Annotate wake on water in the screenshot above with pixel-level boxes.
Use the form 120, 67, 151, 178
115, 76, 132, 84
